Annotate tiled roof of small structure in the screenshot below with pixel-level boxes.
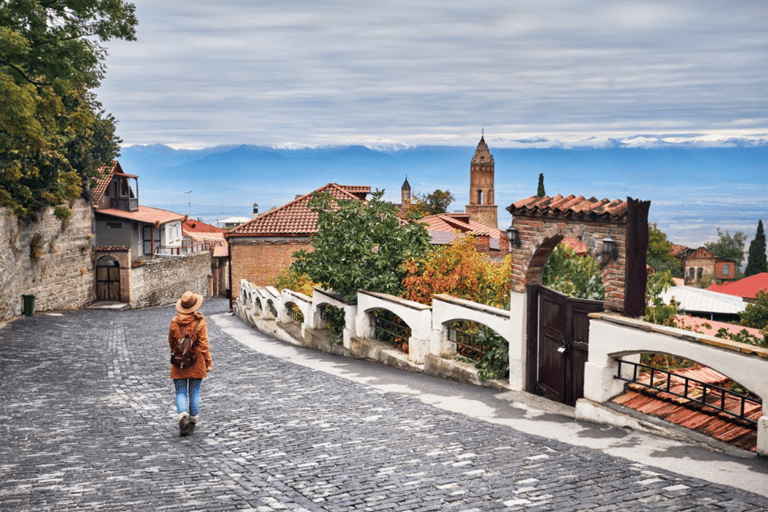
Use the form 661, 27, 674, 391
418, 213, 501, 237
612, 365, 761, 451
95, 205, 185, 225
506, 195, 629, 220
707, 272, 768, 300
91, 161, 138, 205
227, 183, 370, 236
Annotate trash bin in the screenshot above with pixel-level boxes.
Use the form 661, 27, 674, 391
22, 294, 36, 316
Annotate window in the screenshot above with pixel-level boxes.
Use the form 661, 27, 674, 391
722, 264, 730, 276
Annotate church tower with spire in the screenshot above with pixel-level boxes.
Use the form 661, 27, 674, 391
465, 135, 498, 228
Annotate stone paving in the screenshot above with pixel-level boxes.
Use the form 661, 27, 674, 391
1, 299, 767, 511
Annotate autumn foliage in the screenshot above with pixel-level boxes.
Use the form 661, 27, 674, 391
400, 235, 512, 308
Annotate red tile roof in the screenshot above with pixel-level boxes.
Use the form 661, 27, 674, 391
613, 365, 761, 451
561, 237, 588, 256
507, 195, 629, 220
707, 272, 768, 300
227, 183, 370, 237
183, 219, 227, 234
95, 205, 185, 225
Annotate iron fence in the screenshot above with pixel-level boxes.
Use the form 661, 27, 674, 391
615, 359, 761, 426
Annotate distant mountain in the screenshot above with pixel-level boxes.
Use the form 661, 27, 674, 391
118, 143, 768, 248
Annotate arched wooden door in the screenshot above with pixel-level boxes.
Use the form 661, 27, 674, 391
96, 256, 121, 301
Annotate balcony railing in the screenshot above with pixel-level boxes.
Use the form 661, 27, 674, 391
109, 197, 139, 211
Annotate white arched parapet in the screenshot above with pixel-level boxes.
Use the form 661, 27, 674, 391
357, 290, 431, 363
280, 289, 311, 324
311, 288, 359, 349
581, 312, 768, 456
431, 294, 511, 359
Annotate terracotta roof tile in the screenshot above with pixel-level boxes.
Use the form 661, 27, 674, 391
184, 219, 227, 234
507, 195, 629, 220
227, 184, 370, 237
418, 213, 504, 245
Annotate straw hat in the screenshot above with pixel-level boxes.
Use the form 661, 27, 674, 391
176, 291, 203, 314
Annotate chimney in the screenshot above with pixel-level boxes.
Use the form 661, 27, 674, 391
252, 202, 259, 218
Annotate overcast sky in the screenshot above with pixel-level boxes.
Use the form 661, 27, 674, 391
96, 1, 768, 150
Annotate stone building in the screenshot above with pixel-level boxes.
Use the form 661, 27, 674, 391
672, 245, 737, 285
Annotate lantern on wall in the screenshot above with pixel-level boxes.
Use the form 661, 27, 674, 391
506, 218, 521, 247
601, 233, 619, 262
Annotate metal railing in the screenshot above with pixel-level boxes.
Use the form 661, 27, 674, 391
447, 322, 485, 360
372, 312, 411, 346
616, 359, 761, 426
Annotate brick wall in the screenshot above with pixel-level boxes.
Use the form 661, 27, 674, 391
0, 199, 95, 320
230, 238, 311, 293
509, 216, 627, 312
129, 251, 211, 309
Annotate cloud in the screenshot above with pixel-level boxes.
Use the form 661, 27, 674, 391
97, 0, 768, 148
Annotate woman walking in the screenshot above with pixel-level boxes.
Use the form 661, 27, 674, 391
168, 291, 212, 436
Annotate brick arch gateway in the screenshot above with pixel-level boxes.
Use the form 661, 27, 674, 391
505, 195, 650, 404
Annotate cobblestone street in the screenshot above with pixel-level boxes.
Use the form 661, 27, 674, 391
1, 299, 767, 511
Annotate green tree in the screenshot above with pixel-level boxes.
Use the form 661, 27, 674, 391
405, 189, 455, 219
537, 173, 545, 197
291, 190, 432, 303
542, 243, 605, 300
0, 0, 137, 220
705, 228, 747, 268
745, 220, 767, 277
739, 290, 768, 331
646, 224, 681, 277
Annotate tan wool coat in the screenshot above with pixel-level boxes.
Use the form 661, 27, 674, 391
168, 311, 212, 380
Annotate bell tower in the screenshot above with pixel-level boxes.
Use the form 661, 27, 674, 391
465, 135, 498, 228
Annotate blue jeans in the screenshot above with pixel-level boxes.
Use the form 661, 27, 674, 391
174, 378, 202, 416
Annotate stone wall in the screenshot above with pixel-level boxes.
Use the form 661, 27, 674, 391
129, 251, 211, 309
0, 200, 95, 321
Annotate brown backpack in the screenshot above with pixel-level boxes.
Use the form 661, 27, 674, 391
170, 320, 200, 369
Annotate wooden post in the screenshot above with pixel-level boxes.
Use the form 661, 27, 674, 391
623, 197, 650, 317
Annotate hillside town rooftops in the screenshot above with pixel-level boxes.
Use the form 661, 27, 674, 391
227, 183, 370, 237
507, 195, 629, 220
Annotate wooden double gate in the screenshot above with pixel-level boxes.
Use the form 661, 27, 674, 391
526, 284, 604, 406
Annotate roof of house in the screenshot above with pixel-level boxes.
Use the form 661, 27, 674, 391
227, 183, 370, 237
183, 219, 229, 257
95, 205, 185, 225
660, 285, 746, 315
506, 195, 629, 220
708, 272, 768, 300
418, 213, 500, 237
91, 161, 138, 205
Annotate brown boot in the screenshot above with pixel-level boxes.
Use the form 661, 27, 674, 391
177, 412, 190, 436
186, 415, 198, 435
